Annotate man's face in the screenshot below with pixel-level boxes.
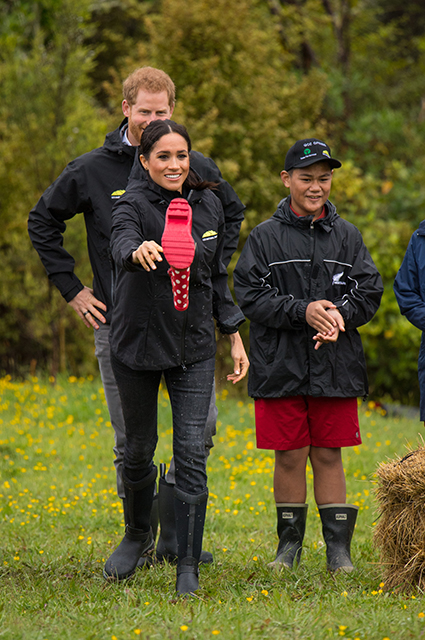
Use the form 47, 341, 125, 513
280, 161, 333, 218
122, 89, 174, 146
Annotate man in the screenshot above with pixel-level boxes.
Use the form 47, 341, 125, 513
28, 66, 245, 563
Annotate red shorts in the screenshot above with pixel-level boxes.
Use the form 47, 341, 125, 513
255, 396, 361, 451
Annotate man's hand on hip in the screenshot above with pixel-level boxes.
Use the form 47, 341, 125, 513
68, 286, 107, 330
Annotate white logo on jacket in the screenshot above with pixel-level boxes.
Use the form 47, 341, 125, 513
332, 271, 346, 286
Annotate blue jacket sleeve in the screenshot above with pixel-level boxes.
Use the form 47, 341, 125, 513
394, 231, 425, 331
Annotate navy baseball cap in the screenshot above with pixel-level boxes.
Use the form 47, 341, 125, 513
284, 138, 342, 171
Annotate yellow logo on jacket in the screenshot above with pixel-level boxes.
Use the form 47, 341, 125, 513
111, 190, 125, 199
202, 230, 217, 241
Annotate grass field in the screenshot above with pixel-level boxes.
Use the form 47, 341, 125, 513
1, 374, 425, 640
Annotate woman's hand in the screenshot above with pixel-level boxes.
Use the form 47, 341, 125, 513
227, 331, 250, 384
132, 240, 163, 271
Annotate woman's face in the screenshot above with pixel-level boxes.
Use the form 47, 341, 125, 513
140, 132, 190, 193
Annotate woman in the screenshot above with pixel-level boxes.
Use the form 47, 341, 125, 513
104, 119, 248, 595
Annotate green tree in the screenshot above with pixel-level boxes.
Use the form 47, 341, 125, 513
0, 0, 108, 377
126, 0, 330, 236
84, 0, 156, 110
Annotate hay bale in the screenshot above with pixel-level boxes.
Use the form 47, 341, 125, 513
374, 446, 425, 591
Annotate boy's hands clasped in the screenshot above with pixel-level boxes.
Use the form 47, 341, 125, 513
306, 299, 345, 350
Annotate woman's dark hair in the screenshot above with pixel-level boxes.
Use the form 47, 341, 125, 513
140, 119, 218, 191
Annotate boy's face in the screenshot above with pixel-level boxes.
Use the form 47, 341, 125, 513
280, 161, 333, 219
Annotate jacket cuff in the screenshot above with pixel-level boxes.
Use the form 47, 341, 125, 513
295, 300, 309, 324
122, 250, 146, 272
217, 309, 245, 335
334, 302, 348, 321
49, 273, 84, 302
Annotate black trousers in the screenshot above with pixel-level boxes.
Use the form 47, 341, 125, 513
111, 354, 215, 495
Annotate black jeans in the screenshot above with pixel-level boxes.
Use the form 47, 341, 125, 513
111, 355, 215, 495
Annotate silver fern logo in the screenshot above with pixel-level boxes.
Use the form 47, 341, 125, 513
332, 271, 346, 286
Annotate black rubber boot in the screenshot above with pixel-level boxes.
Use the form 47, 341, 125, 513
319, 503, 358, 572
156, 464, 213, 564
104, 467, 156, 581
174, 486, 208, 596
136, 493, 159, 569
268, 503, 308, 569
123, 494, 159, 543
156, 475, 177, 562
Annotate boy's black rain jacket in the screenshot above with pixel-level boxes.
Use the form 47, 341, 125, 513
233, 197, 383, 399
109, 176, 244, 371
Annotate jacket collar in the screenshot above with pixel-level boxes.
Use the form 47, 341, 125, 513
103, 118, 136, 158
418, 220, 425, 236
137, 174, 203, 207
272, 196, 338, 232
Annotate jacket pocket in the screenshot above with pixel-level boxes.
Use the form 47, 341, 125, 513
252, 324, 278, 365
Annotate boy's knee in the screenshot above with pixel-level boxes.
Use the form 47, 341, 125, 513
310, 446, 342, 467
275, 447, 309, 471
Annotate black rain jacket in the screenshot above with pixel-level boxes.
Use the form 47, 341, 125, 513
109, 175, 245, 371
129, 149, 244, 267
28, 119, 245, 323
233, 197, 383, 399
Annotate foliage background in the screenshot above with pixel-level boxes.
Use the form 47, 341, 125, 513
1, 0, 425, 404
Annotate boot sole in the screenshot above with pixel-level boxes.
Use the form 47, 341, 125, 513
161, 199, 195, 269
156, 551, 178, 564
327, 564, 355, 573
267, 559, 293, 570
103, 568, 136, 582
137, 555, 156, 569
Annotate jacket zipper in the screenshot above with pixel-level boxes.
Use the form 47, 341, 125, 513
108, 247, 115, 311
180, 311, 188, 370
309, 220, 315, 297
180, 190, 196, 370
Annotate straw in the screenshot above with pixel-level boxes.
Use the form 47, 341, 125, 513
374, 445, 425, 591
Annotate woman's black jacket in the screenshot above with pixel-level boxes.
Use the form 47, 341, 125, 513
233, 197, 383, 399
110, 176, 244, 371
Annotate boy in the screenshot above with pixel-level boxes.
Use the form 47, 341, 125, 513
234, 138, 383, 571
394, 223, 425, 422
